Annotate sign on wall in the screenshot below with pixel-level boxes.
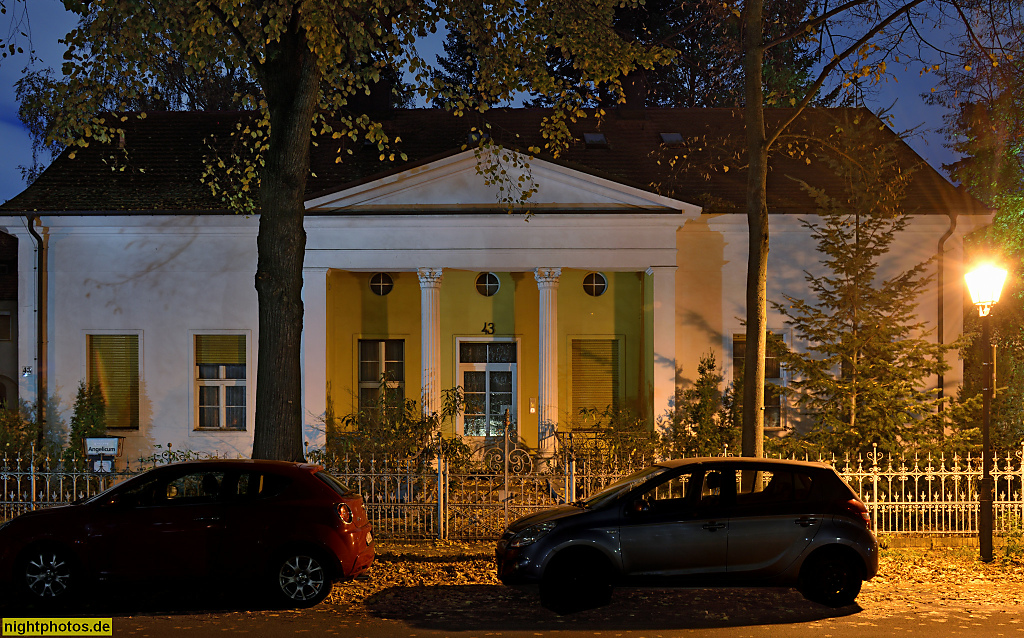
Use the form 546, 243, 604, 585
84, 437, 123, 473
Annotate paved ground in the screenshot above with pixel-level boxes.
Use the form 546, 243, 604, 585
4, 541, 1023, 636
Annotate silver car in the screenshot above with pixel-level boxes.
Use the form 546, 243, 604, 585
495, 457, 877, 613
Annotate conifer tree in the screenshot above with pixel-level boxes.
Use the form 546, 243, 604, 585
662, 353, 737, 457
64, 381, 106, 465
431, 29, 482, 109
772, 116, 951, 457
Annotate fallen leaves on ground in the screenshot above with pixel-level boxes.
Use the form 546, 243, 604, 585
327, 542, 1024, 621
859, 546, 1024, 614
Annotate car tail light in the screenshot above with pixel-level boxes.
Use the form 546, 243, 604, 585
337, 502, 354, 524
843, 498, 871, 530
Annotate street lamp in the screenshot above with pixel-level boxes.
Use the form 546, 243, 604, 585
964, 263, 1007, 563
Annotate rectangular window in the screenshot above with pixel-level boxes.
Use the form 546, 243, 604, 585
358, 339, 405, 413
459, 341, 517, 438
733, 334, 783, 430
195, 334, 246, 430
571, 339, 621, 414
87, 334, 140, 429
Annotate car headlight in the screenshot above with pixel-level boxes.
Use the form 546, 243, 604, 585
509, 521, 556, 548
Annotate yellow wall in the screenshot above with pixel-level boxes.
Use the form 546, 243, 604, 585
440, 270, 539, 444
325, 268, 646, 448
557, 269, 644, 428
325, 270, 421, 416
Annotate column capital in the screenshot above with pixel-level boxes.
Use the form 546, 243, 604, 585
417, 267, 444, 287
534, 267, 562, 286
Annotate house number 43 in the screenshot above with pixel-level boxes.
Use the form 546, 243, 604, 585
481, 322, 495, 335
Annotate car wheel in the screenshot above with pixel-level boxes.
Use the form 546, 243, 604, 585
539, 551, 613, 614
19, 546, 77, 606
799, 550, 862, 607
273, 551, 333, 608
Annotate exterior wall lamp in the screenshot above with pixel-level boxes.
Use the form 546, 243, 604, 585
964, 262, 1007, 563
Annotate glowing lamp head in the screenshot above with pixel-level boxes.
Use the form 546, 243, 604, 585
965, 264, 1007, 317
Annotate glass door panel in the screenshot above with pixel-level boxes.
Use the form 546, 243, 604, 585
458, 341, 517, 438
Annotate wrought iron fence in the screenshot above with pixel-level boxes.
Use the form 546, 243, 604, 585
2, 443, 1022, 542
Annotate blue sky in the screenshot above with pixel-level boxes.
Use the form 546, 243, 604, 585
0, 4, 960, 205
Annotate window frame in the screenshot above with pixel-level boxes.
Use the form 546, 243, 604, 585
454, 336, 520, 438
189, 331, 251, 435
83, 330, 143, 430
369, 272, 394, 296
356, 337, 406, 414
474, 272, 501, 297
582, 272, 608, 297
569, 335, 624, 416
731, 332, 787, 431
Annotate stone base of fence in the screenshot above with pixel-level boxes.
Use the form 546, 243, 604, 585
882, 535, 1015, 549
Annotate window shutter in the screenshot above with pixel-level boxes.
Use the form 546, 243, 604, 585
195, 335, 246, 365
572, 339, 620, 413
87, 334, 139, 429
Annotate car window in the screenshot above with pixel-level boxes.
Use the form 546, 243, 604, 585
735, 469, 814, 505
234, 471, 291, 500
699, 469, 729, 507
630, 471, 696, 514
314, 471, 354, 497
119, 470, 227, 507
165, 471, 226, 503
580, 466, 669, 509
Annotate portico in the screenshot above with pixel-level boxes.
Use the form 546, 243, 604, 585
302, 148, 698, 451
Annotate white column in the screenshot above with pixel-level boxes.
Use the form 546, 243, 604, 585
418, 268, 444, 418
301, 268, 329, 450
648, 266, 677, 433
535, 267, 561, 459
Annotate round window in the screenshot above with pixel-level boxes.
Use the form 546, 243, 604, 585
476, 272, 501, 297
369, 272, 394, 296
583, 272, 608, 297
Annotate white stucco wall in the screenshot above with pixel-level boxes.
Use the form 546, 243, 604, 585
3, 214, 260, 461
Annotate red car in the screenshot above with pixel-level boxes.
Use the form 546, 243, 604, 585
0, 459, 374, 608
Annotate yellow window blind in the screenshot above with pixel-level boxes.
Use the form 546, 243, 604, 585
87, 334, 139, 429
571, 339, 620, 413
195, 334, 246, 365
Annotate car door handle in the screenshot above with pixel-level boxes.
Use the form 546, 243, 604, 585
795, 517, 818, 527
702, 521, 727, 531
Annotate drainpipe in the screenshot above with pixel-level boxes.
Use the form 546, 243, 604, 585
936, 211, 958, 411
26, 215, 46, 433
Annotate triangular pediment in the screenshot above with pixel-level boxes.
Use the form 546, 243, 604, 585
305, 148, 700, 214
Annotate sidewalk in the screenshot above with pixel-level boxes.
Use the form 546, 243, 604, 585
373, 539, 495, 562
331, 539, 1024, 615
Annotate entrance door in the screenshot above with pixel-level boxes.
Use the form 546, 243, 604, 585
459, 341, 517, 439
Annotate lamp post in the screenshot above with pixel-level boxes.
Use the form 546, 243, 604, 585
964, 263, 1007, 563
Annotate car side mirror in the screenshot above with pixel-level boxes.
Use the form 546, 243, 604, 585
630, 498, 649, 514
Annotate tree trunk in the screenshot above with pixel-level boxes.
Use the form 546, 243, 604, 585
742, 0, 768, 458
250, 23, 322, 461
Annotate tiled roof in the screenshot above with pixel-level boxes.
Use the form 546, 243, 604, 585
0, 107, 990, 216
